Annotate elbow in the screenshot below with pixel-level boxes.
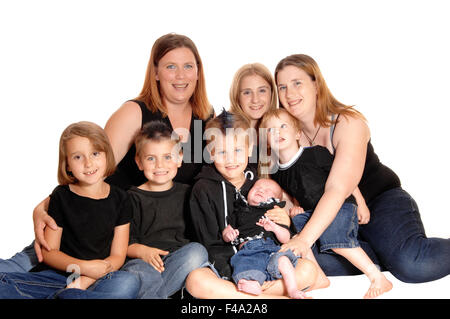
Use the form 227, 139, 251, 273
324, 183, 354, 202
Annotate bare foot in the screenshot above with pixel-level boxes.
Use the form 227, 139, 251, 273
237, 279, 263, 295
288, 289, 308, 299
364, 273, 393, 299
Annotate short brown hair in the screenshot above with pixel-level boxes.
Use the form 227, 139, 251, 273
134, 120, 181, 156
136, 33, 212, 120
58, 121, 116, 185
204, 109, 252, 155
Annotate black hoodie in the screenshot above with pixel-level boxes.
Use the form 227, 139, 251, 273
189, 164, 257, 279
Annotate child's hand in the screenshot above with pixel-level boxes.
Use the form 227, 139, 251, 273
141, 247, 169, 273
357, 203, 370, 224
222, 224, 239, 243
82, 259, 113, 279
67, 275, 96, 290
256, 216, 277, 232
289, 205, 304, 217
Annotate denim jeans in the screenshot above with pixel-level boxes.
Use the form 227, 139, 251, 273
230, 238, 298, 286
0, 242, 38, 273
293, 203, 360, 252
121, 242, 208, 299
312, 187, 450, 283
0, 270, 139, 299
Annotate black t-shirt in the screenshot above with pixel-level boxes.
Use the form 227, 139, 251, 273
47, 184, 132, 261
128, 183, 191, 253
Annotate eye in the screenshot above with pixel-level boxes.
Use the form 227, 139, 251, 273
184, 64, 194, 70
73, 155, 81, 160
147, 156, 155, 162
164, 154, 172, 160
280, 123, 288, 129
267, 127, 277, 133
166, 64, 176, 70
278, 85, 286, 91
241, 90, 251, 96
295, 81, 302, 86
258, 88, 268, 94
235, 148, 243, 153
92, 151, 101, 157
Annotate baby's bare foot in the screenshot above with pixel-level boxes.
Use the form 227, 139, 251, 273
288, 289, 308, 299
237, 279, 263, 295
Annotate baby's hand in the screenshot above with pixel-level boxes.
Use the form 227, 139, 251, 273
289, 205, 304, 217
222, 224, 239, 243
357, 203, 370, 224
256, 216, 277, 232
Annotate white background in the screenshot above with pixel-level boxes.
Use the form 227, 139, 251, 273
0, 0, 448, 298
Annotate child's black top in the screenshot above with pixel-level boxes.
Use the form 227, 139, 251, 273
190, 164, 258, 279
128, 183, 192, 253
271, 146, 356, 211
227, 195, 289, 246
32, 184, 132, 274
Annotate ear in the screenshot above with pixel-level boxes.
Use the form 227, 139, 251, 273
295, 130, 302, 140
135, 155, 144, 171
154, 67, 159, 81
177, 151, 183, 168
248, 141, 254, 157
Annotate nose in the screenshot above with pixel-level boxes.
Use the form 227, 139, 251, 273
84, 157, 93, 168
251, 92, 260, 104
175, 67, 185, 80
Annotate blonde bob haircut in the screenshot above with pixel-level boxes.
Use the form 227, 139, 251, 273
229, 63, 278, 126
274, 54, 365, 127
58, 121, 116, 185
136, 33, 212, 120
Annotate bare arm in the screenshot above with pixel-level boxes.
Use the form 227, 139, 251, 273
257, 218, 291, 244
128, 243, 169, 273
33, 196, 57, 261
104, 101, 142, 165
281, 115, 370, 255
104, 223, 130, 271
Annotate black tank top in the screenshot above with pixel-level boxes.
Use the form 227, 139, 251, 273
106, 100, 212, 189
330, 114, 401, 203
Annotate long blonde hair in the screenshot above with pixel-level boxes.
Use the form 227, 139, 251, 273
229, 63, 278, 127
274, 54, 365, 127
136, 33, 212, 120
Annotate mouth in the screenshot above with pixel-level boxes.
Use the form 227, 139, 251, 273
153, 170, 169, 176
84, 169, 98, 176
248, 105, 264, 111
288, 98, 302, 107
172, 83, 188, 89
225, 164, 240, 170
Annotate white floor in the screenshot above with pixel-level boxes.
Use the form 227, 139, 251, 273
308, 272, 449, 299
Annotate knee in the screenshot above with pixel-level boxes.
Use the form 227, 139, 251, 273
185, 268, 211, 299
111, 271, 140, 298
183, 243, 209, 271
295, 259, 318, 289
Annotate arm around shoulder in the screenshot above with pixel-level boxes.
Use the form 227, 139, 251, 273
104, 101, 142, 165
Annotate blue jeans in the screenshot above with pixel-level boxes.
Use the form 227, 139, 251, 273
230, 238, 298, 286
121, 242, 208, 299
0, 242, 38, 273
312, 187, 450, 283
293, 203, 360, 252
0, 270, 139, 299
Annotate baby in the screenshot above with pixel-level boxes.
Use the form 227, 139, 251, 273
223, 178, 307, 298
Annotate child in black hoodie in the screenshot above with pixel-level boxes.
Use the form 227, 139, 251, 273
187, 111, 317, 299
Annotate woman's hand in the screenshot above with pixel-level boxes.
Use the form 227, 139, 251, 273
289, 205, 304, 218
264, 205, 291, 227
280, 234, 311, 258
67, 275, 96, 290
33, 197, 58, 262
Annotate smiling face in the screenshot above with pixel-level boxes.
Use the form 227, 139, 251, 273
155, 47, 198, 107
239, 74, 272, 126
247, 178, 283, 206
276, 65, 317, 120
135, 138, 182, 191
211, 131, 250, 187
65, 136, 107, 187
